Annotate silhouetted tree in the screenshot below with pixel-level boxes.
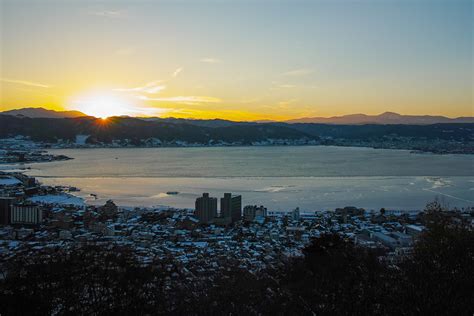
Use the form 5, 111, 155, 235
280, 234, 394, 316
396, 206, 474, 316
0, 244, 171, 315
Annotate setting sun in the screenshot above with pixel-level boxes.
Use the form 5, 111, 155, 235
68, 92, 138, 119
0, 1, 472, 314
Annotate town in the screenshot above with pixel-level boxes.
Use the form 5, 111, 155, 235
1, 170, 472, 277
1, 123, 473, 155
0, 136, 72, 164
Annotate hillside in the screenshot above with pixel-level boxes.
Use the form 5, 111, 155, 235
287, 122, 474, 140
1, 107, 87, 119
0, 115, 315, 144
1, 115, 472, 153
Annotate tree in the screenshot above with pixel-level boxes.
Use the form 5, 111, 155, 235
0, 244, 170, 315
397, 207, 474, 316
281, 234, 394, 316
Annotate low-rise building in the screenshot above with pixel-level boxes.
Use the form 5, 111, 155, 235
405, 224, 425, 236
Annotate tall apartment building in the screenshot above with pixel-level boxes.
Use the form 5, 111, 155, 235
195, 193, 217, 224
243, 205, 267, 222
221, 193, 242, 223
0, 197, 16, 225
291, 207, 300, 221
10, 203, 43, 225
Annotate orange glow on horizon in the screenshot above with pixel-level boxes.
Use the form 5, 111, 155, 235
1, 1, 471, 120
67, 93, 139, 119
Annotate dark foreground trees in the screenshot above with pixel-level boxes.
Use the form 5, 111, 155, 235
278, 214, 473, 316
0, 244, 172, 315
280, 234, 396, 315
1, 207, 472, 315
397, 204, 474, 315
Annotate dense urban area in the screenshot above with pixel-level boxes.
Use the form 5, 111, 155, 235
2, 169, 462, 269
0, 160, 473, 314
0, 129, 472, 315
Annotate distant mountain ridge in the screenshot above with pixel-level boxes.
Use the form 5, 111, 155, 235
1, 107, 87, 119
0, 114, 472, 153
140, 117, 239, 128
285, 112, 474, 125
1, 108, 473, 125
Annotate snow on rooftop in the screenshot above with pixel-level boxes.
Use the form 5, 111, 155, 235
406, 224, 425, 232
180, 241, 209, 248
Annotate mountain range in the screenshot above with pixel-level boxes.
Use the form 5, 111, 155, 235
0, 113, 472, 154
1, 107, 473, 125
0, 115, 312, 144
285, 112, 474, 125
1, 107, 87, 119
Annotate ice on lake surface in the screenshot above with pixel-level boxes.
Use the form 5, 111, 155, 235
19, 146, 474, 211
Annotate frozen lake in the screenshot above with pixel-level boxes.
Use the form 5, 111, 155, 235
18, 146, 474, 211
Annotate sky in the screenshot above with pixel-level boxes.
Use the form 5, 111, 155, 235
0, 0, 472, 120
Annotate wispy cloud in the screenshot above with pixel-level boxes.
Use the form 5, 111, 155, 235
236, 97, 262, 104
13, 87, 58, 98
270, 81, 297, 90
115, 47, 135, 56
113, 81, 166, 94
90, 10, 124, 18
276, 84, 296, 89
124, 106, 168, 117
278, 99, 299, 108
0, 78, 51, 88
282, 68, 313, 76
200, 57, 222, 64
139, 95, 221, 105
172, 67, 183, 78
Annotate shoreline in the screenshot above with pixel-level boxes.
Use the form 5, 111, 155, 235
22, 174, 474, 212
41, 143, 473, 155
2, 145, 473, 211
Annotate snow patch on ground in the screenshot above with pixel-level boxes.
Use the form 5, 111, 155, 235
0, 176, 21, 185
28, 193, 85, 206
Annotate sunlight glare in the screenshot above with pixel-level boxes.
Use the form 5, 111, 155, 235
69, 92, 138, 119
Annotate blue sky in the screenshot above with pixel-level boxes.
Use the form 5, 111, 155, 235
1, 0, 472, 119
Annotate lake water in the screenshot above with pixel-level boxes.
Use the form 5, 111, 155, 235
19, 146, 474, 211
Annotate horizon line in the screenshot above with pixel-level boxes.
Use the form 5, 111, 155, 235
1, 106, 473, 122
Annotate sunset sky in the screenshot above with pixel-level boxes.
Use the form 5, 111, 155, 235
0, 0, 472, 120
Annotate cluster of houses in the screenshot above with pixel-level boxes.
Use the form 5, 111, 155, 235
1, 171, 473, 274
0, 136, 71, 164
